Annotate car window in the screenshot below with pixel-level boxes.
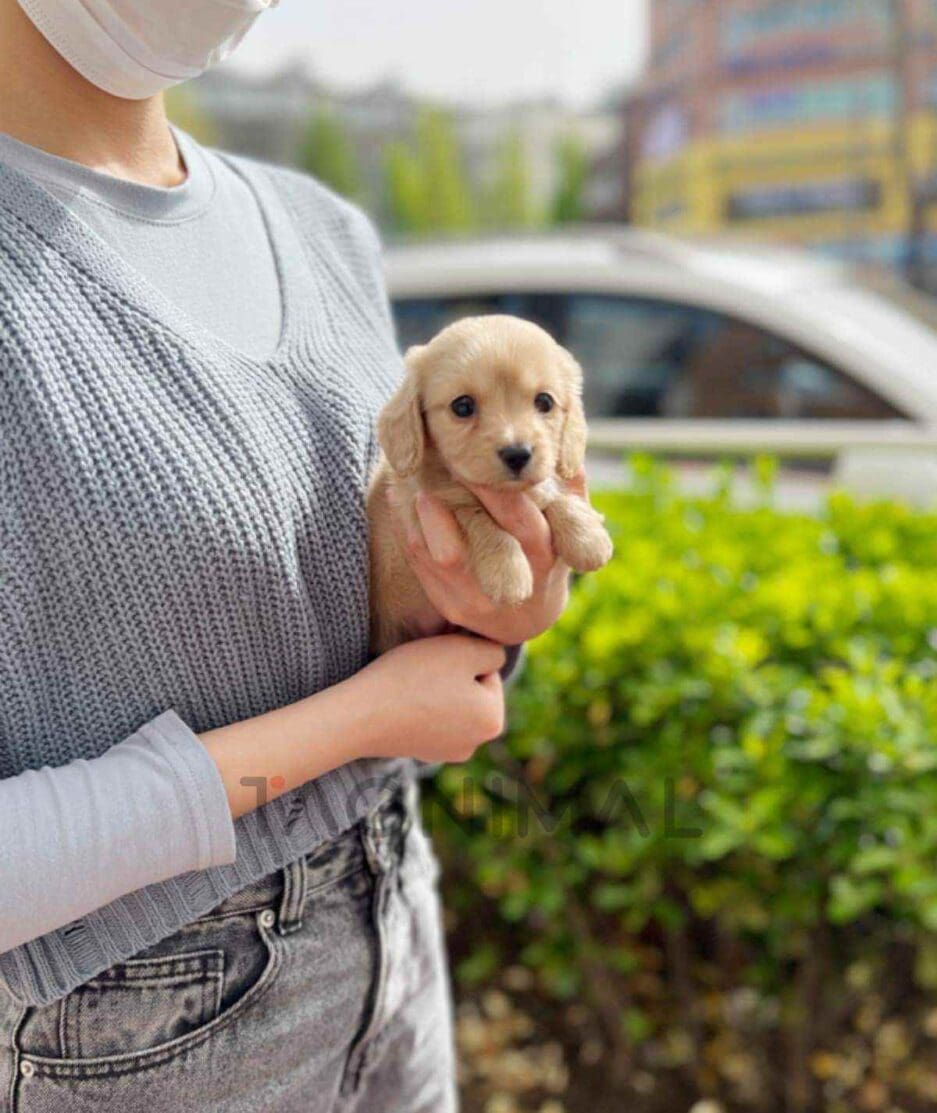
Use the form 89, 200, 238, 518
392, 295, 504, 352
392, 293, 561, 355
391, 293, 902, 420
558, 294, 902, 420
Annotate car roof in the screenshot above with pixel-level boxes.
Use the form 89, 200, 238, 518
384, 228, 937, 422
385, 226, 847, 294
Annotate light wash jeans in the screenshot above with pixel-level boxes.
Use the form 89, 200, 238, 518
0, 780, 457, 1112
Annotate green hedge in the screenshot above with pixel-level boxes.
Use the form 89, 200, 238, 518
426, 459, 937, 1105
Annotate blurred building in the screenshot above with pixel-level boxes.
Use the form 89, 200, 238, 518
456, 95, 625, 221
193, 62, 324, 165
192, 63, 417, 191
626, 0, 937, 284
583, 89, 631, 220
188, 63, 624, 228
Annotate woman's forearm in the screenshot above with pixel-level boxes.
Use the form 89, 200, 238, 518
201, 633, 510, 820
199, 674, 371, 820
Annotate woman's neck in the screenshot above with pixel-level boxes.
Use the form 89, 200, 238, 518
0, 0, 184, 187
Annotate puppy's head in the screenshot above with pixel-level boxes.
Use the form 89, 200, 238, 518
378, 315, 587, 488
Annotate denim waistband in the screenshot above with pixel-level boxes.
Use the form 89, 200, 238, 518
193, 778, 419, 925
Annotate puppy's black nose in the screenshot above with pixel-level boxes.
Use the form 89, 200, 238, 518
498, 443, 533, 475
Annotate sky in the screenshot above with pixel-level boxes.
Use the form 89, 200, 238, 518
232, 0, 649, 108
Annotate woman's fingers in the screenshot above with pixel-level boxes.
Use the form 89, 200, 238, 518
396, 481, 582, 635
409, 548, 496, 625
402, 473, 592, 578
467, 638, 507, 677
464, 484, 553, 570
402, 504, 487, 626
412, 492, 467, 568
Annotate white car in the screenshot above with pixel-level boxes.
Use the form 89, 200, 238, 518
385, 229, 937, 501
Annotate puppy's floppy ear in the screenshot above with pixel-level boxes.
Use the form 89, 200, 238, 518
378, 345, 427, 477
556, 347, 588, 479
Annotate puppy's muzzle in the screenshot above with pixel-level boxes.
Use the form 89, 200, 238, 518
498, 443, 533, 476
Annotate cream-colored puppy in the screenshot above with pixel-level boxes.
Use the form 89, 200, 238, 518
367, 315, 614, 654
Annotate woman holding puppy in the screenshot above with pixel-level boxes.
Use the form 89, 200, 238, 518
0, 1, 582, 1110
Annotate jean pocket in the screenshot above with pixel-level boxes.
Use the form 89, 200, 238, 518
16, 908, 283, 1081
57, 948, 224, 1060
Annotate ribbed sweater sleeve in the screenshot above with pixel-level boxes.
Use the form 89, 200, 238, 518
0, 711, 237, 955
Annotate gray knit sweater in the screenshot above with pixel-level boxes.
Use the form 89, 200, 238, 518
0, 152, 415, 1007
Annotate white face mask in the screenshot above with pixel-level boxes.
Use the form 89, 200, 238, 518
18, 0, 279, 100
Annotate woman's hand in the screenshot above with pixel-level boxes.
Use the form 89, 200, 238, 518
354, 634, 506, 763
392, 471, 588, 646
202, 633, 506, 819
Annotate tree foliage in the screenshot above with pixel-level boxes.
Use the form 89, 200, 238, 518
484, 128, 536, 230
551, 131, 588, 224
165, 85, 218, 147
383, 141, 426, 234
383, 107, 476, 235
299, 110, 361, 201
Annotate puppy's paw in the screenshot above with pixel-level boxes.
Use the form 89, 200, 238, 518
487, 554, 535, 606
549, 499, 614, 574
562, 521, 614, 573
472, 534, 535, 606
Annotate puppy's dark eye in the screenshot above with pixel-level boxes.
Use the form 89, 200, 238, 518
450, 396, 475, 418
534, 392, 554, 414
